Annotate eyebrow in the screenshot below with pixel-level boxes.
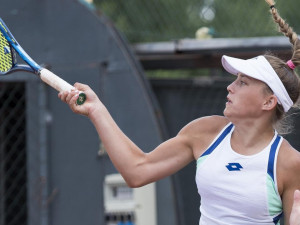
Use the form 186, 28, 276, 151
238, 73, 251, 80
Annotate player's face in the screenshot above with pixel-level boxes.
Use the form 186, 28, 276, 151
224, 73, 271, 120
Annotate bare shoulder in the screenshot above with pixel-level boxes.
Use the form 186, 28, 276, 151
278, 139, 300, 170
277, 139, 300, 189
178, 115, 230, 158
179, 115, 229, 135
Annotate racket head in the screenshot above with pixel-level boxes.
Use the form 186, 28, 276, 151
0, 30, 14, 74
0, 18, 41, 75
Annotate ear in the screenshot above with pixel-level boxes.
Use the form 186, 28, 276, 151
262, 95, 277, 111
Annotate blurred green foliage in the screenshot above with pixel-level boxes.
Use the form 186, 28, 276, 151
94, 0, 300, 43
93, 0, 300, 77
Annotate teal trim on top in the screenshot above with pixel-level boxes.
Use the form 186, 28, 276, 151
266, 174, 282, 216
196, 155, 208, 169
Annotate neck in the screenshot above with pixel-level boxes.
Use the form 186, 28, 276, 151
230, 117, 275, 155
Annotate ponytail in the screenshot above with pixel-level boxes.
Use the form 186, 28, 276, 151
263, 0, 300, 134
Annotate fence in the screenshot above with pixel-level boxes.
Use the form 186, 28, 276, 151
0, 78, 49, 225
0, 82, 27, 225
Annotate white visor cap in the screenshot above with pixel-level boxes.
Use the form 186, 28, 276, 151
222, 55, 293, 112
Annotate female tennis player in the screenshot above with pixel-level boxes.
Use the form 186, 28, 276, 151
59, 1, 300, 224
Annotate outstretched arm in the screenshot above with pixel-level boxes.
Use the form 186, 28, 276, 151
58, 83, 195, 187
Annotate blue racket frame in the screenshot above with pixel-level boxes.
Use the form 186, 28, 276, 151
0, 18, 42, 75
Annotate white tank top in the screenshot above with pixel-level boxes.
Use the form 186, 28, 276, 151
196, 123, 283, 225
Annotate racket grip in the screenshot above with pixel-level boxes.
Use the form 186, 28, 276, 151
39, 68, 86, 105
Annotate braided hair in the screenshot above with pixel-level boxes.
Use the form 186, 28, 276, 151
263, 0, 300, 134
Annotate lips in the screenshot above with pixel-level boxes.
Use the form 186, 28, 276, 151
227, 96, 232, 104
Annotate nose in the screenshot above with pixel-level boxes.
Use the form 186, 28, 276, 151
227, 81, 234, 93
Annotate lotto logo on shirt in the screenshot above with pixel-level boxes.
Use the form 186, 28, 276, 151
226, 163, 243, 171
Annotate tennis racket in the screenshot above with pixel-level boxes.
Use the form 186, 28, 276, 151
0, 18, 86, 105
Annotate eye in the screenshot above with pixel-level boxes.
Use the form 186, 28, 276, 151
239, 80, 246, 85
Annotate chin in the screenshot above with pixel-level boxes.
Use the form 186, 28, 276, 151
223, 107, 230, 117
223, 108, 234, 121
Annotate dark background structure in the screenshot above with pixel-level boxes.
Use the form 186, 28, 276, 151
0, 0, 299, 225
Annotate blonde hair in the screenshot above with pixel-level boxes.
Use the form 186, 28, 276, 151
264, 0, 300, 134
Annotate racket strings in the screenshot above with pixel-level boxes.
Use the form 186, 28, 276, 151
0, 32, 13, 73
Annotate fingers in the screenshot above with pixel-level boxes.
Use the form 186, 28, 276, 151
58, 82, 89, 101
58, 83, 100, 117
66, 90, 79, 103
74, 82, 90, 91
58, 89, 79, 104
69, 91, 80, 106
58, 90, 68, 102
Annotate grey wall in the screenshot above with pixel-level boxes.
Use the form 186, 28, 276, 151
0, 1, 177, 225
